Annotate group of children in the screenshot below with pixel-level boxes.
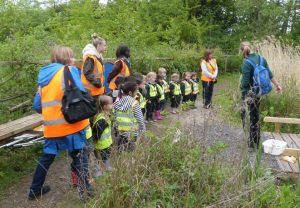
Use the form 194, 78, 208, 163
84, 67, 200, 179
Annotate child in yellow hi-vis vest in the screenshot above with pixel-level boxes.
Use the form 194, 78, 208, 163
180, 72, 192, 110
190, 72, 199, 109
91, 95, 114, 177
135, 74, 147, 118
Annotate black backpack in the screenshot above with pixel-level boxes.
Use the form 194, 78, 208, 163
61, 66, 97, 123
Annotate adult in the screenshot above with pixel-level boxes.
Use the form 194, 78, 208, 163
82, 33, 106, 97
240, 41, 282, 148
201, 49, 218, 109
29, 46, 92, 200
107, 44, 132, 90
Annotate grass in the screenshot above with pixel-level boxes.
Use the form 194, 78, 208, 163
0, 144, 42, 198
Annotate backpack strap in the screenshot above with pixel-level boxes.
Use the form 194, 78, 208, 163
245, 58, 257, 69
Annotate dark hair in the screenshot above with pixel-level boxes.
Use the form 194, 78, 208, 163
203, 49, 213, 61
120, 81, 138, 95
116, 44, 130, 58
156, 75, 164, 81
134, 73, 144, 85
124, 75, 137, 83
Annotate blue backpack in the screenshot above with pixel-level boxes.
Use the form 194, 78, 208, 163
246, 56, 272, 96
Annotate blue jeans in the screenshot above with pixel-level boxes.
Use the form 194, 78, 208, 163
29, 149, 90, 194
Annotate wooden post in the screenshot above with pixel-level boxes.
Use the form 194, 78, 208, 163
274, 123, 282, 133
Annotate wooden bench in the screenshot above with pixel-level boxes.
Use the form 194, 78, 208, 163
263, 117, 300, 175
0, 114, 43, 141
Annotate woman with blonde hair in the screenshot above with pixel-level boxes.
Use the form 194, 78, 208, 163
29, 46, 93, 201
240, 41, 282, 149
81, 33, 107, 98
201, 49, 218, 109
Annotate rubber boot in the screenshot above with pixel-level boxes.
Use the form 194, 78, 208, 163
71, 170, 78, 187
153, 112, 157, 121
104, 160, 115, 172
157, 111, 163, 120
94, 163, 102, 178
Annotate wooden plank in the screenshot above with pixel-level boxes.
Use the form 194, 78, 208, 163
271, 133, 294, 172
288, 134, 300, 149
283, 148, 300, 157
264, 117, 300, 125
275, 123, 282, 133
0, 114, 43, 141
280, 133, 297, 149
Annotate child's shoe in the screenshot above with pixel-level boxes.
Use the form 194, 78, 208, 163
94, 164, 102, 178
71, 170, 78, 187
104, 160, 115, 172
156, 111, 163, 120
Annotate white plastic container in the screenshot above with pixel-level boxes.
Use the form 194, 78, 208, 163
262, 139, 287, 156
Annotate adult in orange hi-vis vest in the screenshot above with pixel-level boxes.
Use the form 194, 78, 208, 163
201, 49, 218, 109
107, 44, 132, 91
81, 33, 106, 98
29, 46, 93, 201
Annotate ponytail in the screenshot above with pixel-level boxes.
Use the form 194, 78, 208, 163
91, 33, 105, 48
240, 41, 252, 58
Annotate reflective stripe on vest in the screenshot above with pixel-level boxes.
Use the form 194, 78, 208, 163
201, 59, 217, 82
41, 66, 89, 138
137, 92, 147, 109
156, 84, 165, 101
109, 59, 130, 90
191, 80, 199, 94
82, 55, 105, 96
85, 125, 92, 139
92, 113, 113, 150
115, 103, 138, 132
182, 80, 192, 95
149, 84, 158, 98
162, 80, 170, 93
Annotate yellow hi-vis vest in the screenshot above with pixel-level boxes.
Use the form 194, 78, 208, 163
148, 84, 158, 98
136, 91, 147, 109
191, 80, 199, 94
171, 82, 181, 96
115, 101, 138, 132
92, 113, 113, 150
162, 80, 170, 93
182, 80, 192, 96
156, 84, 165, 101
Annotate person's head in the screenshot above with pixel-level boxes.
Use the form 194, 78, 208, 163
203, 49, 214, 61
91, 33, 106, 54
156, 74, 164, 83
51, 46, 75, 65
158, 67, 167, 78
96, 95, 113, 113
240, 41, 253, 58
191, 72, 197, 80
135, 73, 145, 89
171, 73, 179, 82
120, 81, 138, 97
146, 72, 157, 84
182, 71, 191, 80
116, 44, 130, 58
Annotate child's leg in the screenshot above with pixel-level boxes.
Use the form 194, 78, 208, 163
146, 102, 152, 121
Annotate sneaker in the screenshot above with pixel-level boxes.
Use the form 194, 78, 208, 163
28, 185, 51, 200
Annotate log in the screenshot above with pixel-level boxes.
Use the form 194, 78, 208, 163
283, 148, 300, 158
264, 117, 300, 125
9, 100, 31, 112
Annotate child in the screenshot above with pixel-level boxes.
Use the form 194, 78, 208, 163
114, 81, 146, 151
135, 74, 147, 117
180, 72, 192, 110
156, 75, 165, 120
145, 72, 159, 122
190, 72, 199, 109
169, 73, 182, 114
92, 95, 114, 177
158, 67, 170, 108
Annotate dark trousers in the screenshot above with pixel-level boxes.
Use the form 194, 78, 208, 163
141, 108, 146, 116
241, 95, 261, 148
94, 147, 111, 162
30, 149, 90, 194
171, 95, 181, 108
182, 95, 190, 103
190, 94, 197, 102
146, 99, 157, 120
117, 134, 136, 152
202, 81, 214, 106
157, 100, 165, 111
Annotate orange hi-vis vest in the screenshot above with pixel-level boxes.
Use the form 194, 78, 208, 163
201, 59, 217, 82
41, 67, 89, 138
82, 55, 105, 96
109, 59, 130, 90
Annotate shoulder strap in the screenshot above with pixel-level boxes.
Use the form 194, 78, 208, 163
63, 66, 76, 91
93, 113, 105, 128
245, 58, 257, 69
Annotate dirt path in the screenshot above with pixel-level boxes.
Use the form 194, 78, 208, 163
0, 87, 247, 208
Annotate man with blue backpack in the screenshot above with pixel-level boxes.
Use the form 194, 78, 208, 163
240, 41, 282, 149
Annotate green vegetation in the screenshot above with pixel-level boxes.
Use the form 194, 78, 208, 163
0, 144, 42, 197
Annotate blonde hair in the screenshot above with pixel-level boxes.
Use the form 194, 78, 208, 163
91, 33, 105, 48
96, 95, 113, 112
51, 46, 74, 65
146, 72, 157, 79
171, 73, 179, 80
240, 41, 252, 58
158, 67, 167, 74
190, 72, 197, 78
182, 71, 191, 79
